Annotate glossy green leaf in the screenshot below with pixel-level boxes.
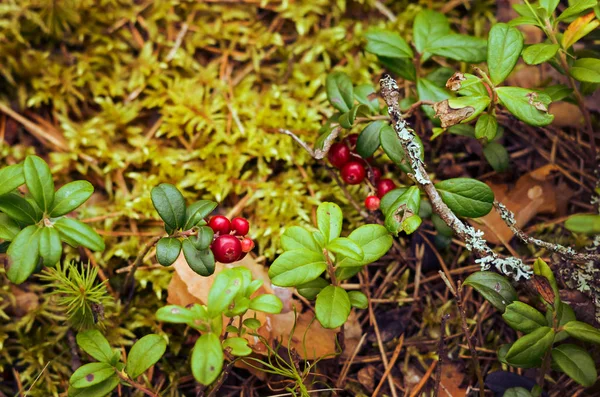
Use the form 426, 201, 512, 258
76, 329, 114, 363
348, 291, 368, 309
557, 0, 597, 21
339, 104, 369, 129
39, 227, 62, 267
156, 238, 181, 267
184, 200, 217, 230
54, 218, 105, 251
125, 334, 166, 378
456, 73, 488, 97
552, 344, 597, 387
502, 301, 547, 333
563, 320, 600, 344
50, 181, 94, 217
426, 34, 487, 62
463, 271, 517, 311
475, 113, 498, 141
354, 84, 379, 113
379, 188, 407, 215
434, 178, 494, 218
223, 337, 252, 357
496, 87, 553, 126
151, 183, 186, 230
503, 388, 534, 397
380, 124, 425, 173
296, 277, 329, 300
191, 333, 223, 385
522, 43, 559, 65
0, 213, 20, 240
543, 84, 573, 101
327, 237, 364, 261
243, 318, 261, 330
0, 163, 25, 196
337, 224, 392, 267
70, 362, 115, 388
6, 225, 41, 284
326, 72, 354, 113
483, 142, 510, 172
364, 28, 413, 59
281, 226, 321, 253
356, 120, 385, 158
378, 56, 417, 81
565, 214, 600, 234
317, 202, 343, 244
249, 294, 283, 314
191, 226, 214, 250
417, 78, 451, 120
505, 326, 554, 368
570, 58, 600, 83
413, 10, 450, 56
0, 192, 40, 225
182, 239, 215, 276
487, 23, 523, 85
156, 305, 199, 325
207, 270, 242, 317
547, 302, 576, 342
67, 375, 119, 397
268, 249, 327, 287
540, 0, 559, 14
24, 155, 54, 212
316, 286, 351, 329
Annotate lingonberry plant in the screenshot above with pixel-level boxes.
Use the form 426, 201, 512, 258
0, 155, 104, 284
156, 266, 283, 385
269, 202, 392, 329
68, 329, 166, 396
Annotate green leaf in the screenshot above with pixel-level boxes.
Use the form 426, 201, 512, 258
463, 271, 517, 311
223, 337, 252, 357
563, 320, 600, 344
156, 238, 181, 267
505, 326, 554, 368
487, 23, 523, 85
151, 183, 187, 230
540, 0, 559, 14
296, 277, 329, 300
552, 344, 597, 387
348, 291, 368, 309
364, 28, 413, 59
54, 218, 105, 252
543, 84, 573, 101
50, 181, 94, 217
426, 34, 487, 62
380, 124, 425, 173
184, 200, 218, 230
281, 226, 321, 253
483, 142, 510, 172
6, 225, 41, 284
191, 333, 223, 385
547, 302, 576, 342
565, 214, 600, 234
354, 84, 379, 113
522, 43, 559, 65
0, 163, 25, 196
0, 192, 40, 225
268, 249, 327, 287
243, 318, 261, 330
316, 286, 351, 329
339, 104, 369, 129
417, 78, 451, 120
70, 362, 115, 389
356, 121, 385, 158
570, 58, 600, 83
456, 74, 488, 97
434, 178, 494, 218
496, 87, 553, 126
191, 226, 214, 250
503, 387, 534, 397
23, 155, 54, 212
156, 305, 199, 325
380, 188, 407, 215
378, 56, 417, 81
413, 10, 450, 56
338, 224, 392, 267
182, 239, 215, 276
76, 330, 114, 363
557, 0, 598, 21
317, 202, 343, 244
39, 227, 62, 267
336, 266, 363, 281
326, 72, 354, 113
67, 375, 119, 397
475, 114, 498, 142
125, 334, 166, 379
207, 270, 243, 317
502, 301, 548, 333
384, 186, 421, 236
0, 213, 20, 240
249, 294, 283, 314
327, 237, 364, 261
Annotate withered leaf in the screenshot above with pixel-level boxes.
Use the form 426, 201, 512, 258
446, 72, 466, 91
434, 100, 475, 128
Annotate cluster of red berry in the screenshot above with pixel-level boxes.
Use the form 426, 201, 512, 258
208, 216, 254, 263
327, 134, 397, 212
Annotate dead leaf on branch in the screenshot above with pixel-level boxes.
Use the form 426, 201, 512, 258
434, 100, 475, 128
446, 72, 466, 91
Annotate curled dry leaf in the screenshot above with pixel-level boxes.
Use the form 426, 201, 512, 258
434, 100, 475, 128
446, 72, 466, 91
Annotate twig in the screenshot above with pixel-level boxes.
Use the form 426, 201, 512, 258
373, 0, 397, 22
434, 314, 451, 397
207, 360, 236, 397
372, 334, 404, 397
279, 127, 340, 159
115, 370, 159, 397
122, 234, 163, 299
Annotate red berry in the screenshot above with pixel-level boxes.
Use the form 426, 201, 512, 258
327, 142, 351, 169
231, 217, 250, 236
345, 134, 358, 149
370, 167, 382, 182
365, 195, 381, 211
376, 178, 396, 198
340, 161, 366, 185
208, 215, 231, 235
241, 238, 255, 252
211, 235, 242, 263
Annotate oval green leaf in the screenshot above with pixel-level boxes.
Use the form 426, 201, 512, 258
317, 202, 343, 244
348, 290, 368, 309
76, 329, 113, 362
24, 155, 55, 212
184, 200, 218, 230
496, 87, 553, 127
483, 142, 509, 172
249, 294, 283, 314
268, 249, 327, 287
6, 225, 41, 284
487, 23, 524, 85
502, 301, 547, 333
552, 344, 597, 387
50, 181, 94, 217
356, 121, 385, 158
327, 237, 364, 261
182, 239, 215, 276
223, 337, 252, 357
338, 224, 392, 267
565, 214, 600, 234
156, 237, 182, 267
0, 192, 40, 225
364, 28, 413, 59
522, 43, 559, 65
0, 213, 21, 240
191, 333, 223, 385
125, 334, 167, 379
54, 217, 105, 252
463, 271, 517, 311
0, 163, 25, 196
296, 277, 329, 300
326, 72, 354, 113
563, 320, 600, 344
505, 326, 554, 368
70, 362, 115, 388
151, 183, 187, 230
434, 178, 494, 218
315, 285, 351, 329
281, 226, 321, 253
39, 226, 62, 267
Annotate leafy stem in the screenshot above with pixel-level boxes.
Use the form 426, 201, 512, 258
115, 369, 159, 397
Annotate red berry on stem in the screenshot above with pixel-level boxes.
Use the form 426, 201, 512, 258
208, 215, 231, 235
365, 195, 381, 211
370, 167, 382, 182
211, 235, 242, 263
345, 134, 358, 149
327, 142, 351, 169
231, 217, 250, 236
241, 238, 255, 252
340, 161, 366, 185
376, 178, 396, 198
